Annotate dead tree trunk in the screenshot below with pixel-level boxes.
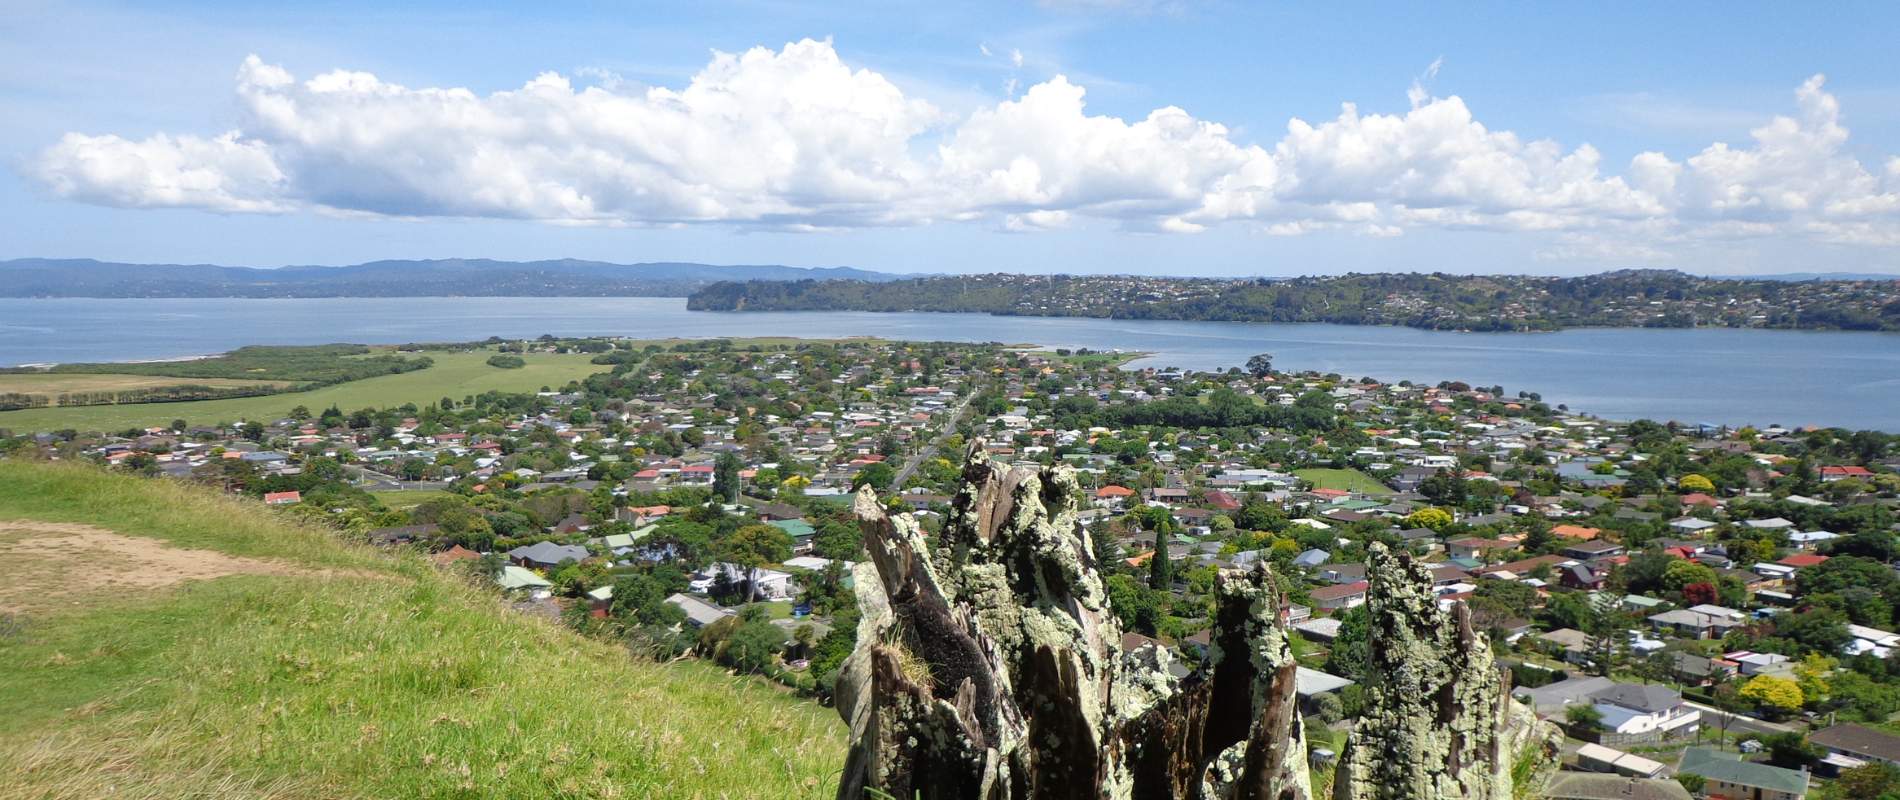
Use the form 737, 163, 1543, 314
834, 443, 1312, 800
1329, 544, 1561, 800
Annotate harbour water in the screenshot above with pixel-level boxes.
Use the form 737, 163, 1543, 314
2, 297, 1896, 430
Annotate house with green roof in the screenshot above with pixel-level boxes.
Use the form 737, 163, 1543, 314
496, 565, 553, 595
1676, 747, 1807, 800
769, 518, 817, 553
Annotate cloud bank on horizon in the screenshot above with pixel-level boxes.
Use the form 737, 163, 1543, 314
27, 39, 1900, 259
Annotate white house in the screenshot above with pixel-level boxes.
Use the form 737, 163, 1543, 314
692, 563, 797, 600
1847, 624, 1900, 658
1589, 683, 1700, 737
1727, 650, 1793, 677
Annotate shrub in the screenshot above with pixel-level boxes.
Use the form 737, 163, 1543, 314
720, 620, 788, 675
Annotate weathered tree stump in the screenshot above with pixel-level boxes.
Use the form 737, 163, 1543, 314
1329, 544, 1561, 800
833, 444, 1556, 799
834, 443, 1312, 799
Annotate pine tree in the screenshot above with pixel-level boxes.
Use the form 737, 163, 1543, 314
713, 451, 742, 503
1150, 519, 1173, 590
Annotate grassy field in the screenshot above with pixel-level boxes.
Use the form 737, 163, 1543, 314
0, 373, 288, 403
1294, 468, 1394, 495
0, 460, 845, 799
369, 489, 456, 509
0, 350, 605, 433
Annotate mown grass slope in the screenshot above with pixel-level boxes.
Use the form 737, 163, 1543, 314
0, 350, 604, 433
0, 460, 844, 799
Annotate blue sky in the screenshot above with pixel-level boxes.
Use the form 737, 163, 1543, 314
5, 0, 1899, 276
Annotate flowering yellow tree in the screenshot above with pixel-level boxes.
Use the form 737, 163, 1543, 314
1740, 674, 1805, 715
1678, 473, 1716, 492
1795, 653, 1837, 704
1404, 507, 1455, 531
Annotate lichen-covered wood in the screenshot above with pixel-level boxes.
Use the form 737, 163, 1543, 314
833, 443, 1312, 800
1329, 544, 1561, 800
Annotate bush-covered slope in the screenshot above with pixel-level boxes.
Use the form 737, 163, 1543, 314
0, 460, 843, 799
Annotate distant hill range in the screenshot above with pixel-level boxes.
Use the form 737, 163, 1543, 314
0, 258, 902, 298
1743, 272, 1900, 282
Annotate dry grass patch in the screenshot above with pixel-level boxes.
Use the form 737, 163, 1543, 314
0, 522, 323, 616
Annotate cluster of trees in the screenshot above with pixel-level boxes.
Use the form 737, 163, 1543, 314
1083, 388, 1337, 434
0, 392, 50, 411
50, 383, 285, 408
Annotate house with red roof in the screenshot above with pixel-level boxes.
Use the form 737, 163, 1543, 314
1095, 485, 1135, 508
1204, 489, 1241, 511
1778, 553, 1830, 570
1447, 537, 1516, 561
1821, 465, 1875, 482
1311, 581, 1369, 611
1551, 524, 1602, 541
1679, 492, 1721, 509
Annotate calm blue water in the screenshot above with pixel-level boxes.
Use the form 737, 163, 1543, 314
2, 297, 1896, 430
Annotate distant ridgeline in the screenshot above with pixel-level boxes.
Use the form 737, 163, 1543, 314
688, 269, 1900, 332
0, 258, 900, 298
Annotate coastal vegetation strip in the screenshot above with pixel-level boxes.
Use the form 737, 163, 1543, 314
5, 344, 433, 383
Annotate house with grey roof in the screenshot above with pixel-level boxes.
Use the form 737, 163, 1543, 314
1648, 607, 1746, 640
507, 541, 590, 569
1668, 517, 1717, 534
1810, 723, 1900, 774
1516, 674, 1614, 716
1588, 683, 1699, 739
665, 593, 735, 628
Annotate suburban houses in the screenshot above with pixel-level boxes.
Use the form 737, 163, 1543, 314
11, 333, 1900, 799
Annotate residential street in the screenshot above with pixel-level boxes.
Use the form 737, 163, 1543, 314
1684, 701, 1796, 738
891, 387, 980, 487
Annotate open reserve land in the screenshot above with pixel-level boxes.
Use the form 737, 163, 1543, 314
1293, 467, 1395, 495
0, 350, 606, 433
0, 373, 290, 403
0, 459, 844, 799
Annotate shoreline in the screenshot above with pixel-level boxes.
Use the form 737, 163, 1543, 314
6, 295, 1899, 336
2, 303, 1894, 431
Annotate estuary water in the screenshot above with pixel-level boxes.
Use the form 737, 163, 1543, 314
2, 297, 1896, 430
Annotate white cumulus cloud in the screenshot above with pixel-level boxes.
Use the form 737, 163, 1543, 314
25, 41, 1900, 254
31, 131, 290, 213
934, 76, 1277, 232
